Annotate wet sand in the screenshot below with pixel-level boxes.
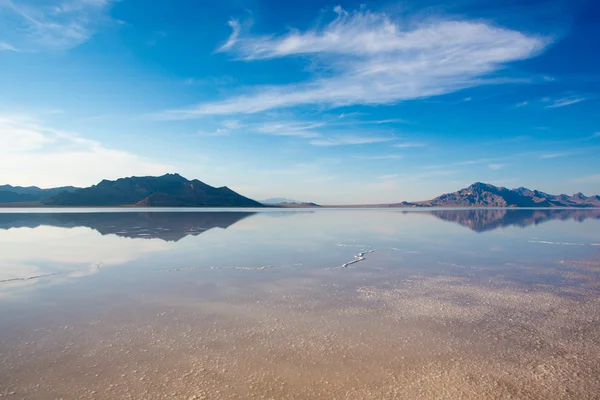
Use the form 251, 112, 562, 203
1, 255, 599, 399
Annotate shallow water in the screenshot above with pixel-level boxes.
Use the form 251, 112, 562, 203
0, 209, 599, 399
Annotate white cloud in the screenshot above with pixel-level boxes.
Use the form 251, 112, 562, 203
254, 121, 324, 138
369, 169, 458, 192
378, 173, 400, 180
539, 152, 571, 159
0, 40, 19, 51
515, 101, 529, 107
393, 142, 426, 148
573, 174, 600, 184
197, 128, 231, 137
0, 115, 173, 187
162, 6, 548, 117
218, 18, 241, 51
0, 0, 114, 51
222, 119, 241, 130
544, 96, 588, 108
368, 119, 407, 124
488, 163, 504, 170
309, 135, 394, 146
355, 154, 403, 160
423, 157, 506, 170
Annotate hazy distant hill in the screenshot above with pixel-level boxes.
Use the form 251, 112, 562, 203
261, 197, 320, 207
261, 198, 302, 204
399, 182, 600, 208
42, 174, 263, 207
0, 184, 79, 203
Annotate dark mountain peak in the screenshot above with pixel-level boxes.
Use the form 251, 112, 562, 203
43, 174, 262, 207
160, 173, 189, 181
466, 182, 506, 194
469, 182, 493, 189
573, 192, 587, 200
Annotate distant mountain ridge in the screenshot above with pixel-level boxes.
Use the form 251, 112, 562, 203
261, 198, 302, 204
0, 185, 79, 203
399, 182, 600, 208
1, 179, 598, 208
42, 174, 263, 207
261, 197, 320, 207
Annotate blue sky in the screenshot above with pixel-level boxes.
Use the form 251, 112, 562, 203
0, 0, 599, 204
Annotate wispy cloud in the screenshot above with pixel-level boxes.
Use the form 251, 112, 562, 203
254, 121, 324, 138
196, 119, 243, 137
197, 128, 231, 137
183, 76, 237, 87
539, 152, 572, 159
0, 41, 19, 51
159, 6, 548, 117
222, 119, 241, 130
544, 96, 588, 108
0, 0, 115, 51
0, 114, 172, 187
423, 157, 506, 170
350, 118, 410, 126
516, 147, 595, 160
515, 95, 590, 109
373, 169, 458, 187
147, 30, 167, 46
488, 163, 505, 170
393, 142, 426, 148
378, 173, 400, 180
218, 18, 240, 52
573, 174, 600, 184
309, 135, 394, 146
355, 154, 403, 160
260, 158, 340, 176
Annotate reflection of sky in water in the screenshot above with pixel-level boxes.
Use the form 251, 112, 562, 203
0, 209, 599, 300
1, 210, 599, 399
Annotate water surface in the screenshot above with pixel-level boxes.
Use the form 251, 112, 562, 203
1, 209, 599, 399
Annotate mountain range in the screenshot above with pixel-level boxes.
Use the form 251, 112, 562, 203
1, 209, 598, 240
0, 177, 598, 208
0, 184, 79, 203
0, 174, 262, 207
261, 197, 302, 204
396, 182, 600, 208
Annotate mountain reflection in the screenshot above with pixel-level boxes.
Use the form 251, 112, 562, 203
422, 208, 600, 232
0, 212, 256, 241
1, 209, 599, 239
